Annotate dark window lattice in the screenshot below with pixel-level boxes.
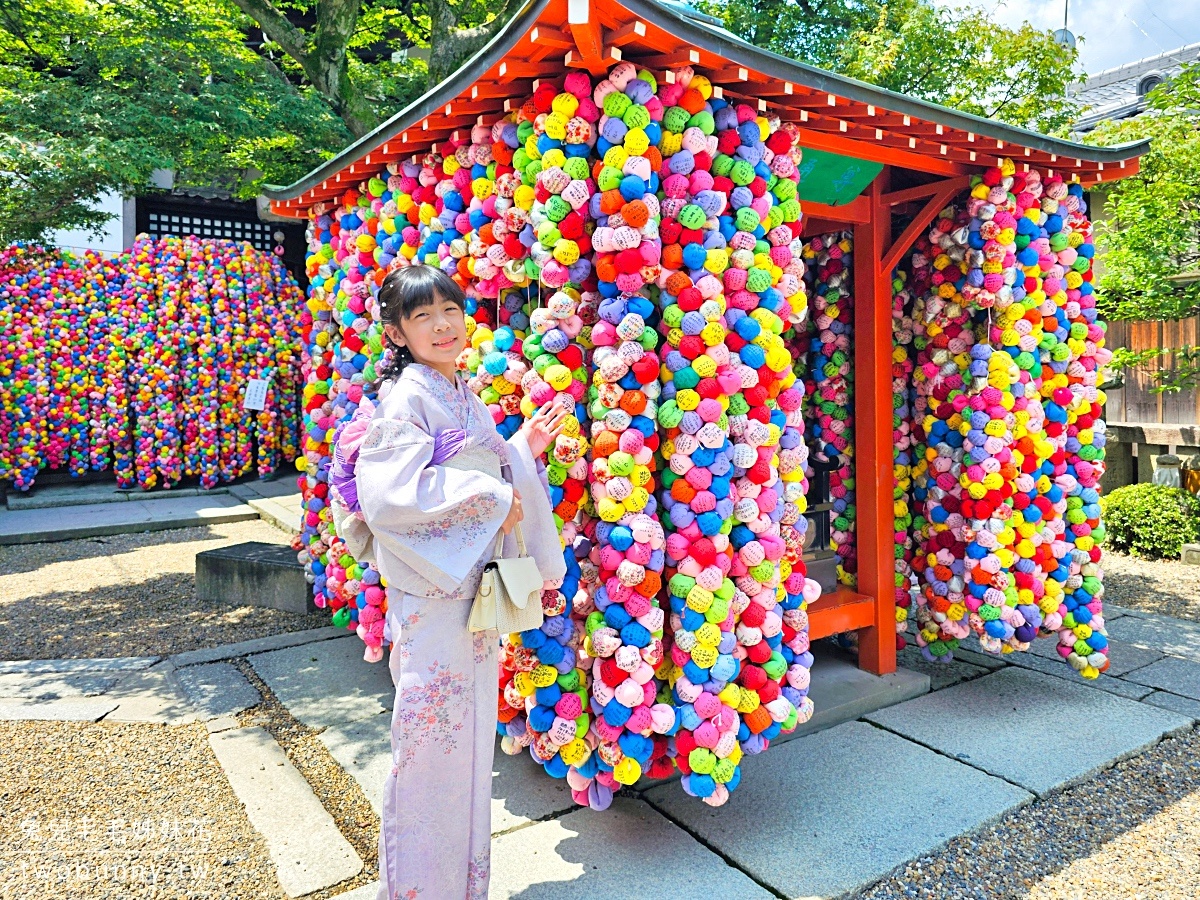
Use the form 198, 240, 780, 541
145, 211, 276, 254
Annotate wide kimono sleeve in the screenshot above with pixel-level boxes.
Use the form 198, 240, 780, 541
504, 429, 568, 587
356, 414, 514, 595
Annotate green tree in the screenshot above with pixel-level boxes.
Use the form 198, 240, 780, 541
694, 0, 868, 68
1088, 65, 1200, 393
1092, 66, 1200, 323
0, 0, 352, 241
698, 0, 1080, 132
228, 0, 515, 130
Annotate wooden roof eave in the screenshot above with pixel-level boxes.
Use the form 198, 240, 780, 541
264, 0, 1149, 218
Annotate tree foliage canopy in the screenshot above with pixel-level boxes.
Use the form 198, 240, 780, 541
697, 0, 1080, 132
0, 0, 352, 241
1090, 65, 1200, 324
2, 0, 1083, 242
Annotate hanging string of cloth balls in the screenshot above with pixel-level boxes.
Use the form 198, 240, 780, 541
297, 59, 1110, 808
0, 239, 304, 492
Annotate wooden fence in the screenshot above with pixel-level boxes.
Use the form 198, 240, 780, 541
1105, 318, 1200, 424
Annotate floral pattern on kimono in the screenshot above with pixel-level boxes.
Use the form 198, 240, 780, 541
466, 851, 489, 900
392, 660, 470, 771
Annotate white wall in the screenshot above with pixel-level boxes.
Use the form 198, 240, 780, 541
49, 191, 136, 256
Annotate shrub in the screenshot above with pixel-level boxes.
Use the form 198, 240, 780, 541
1099, 483, 1200, 559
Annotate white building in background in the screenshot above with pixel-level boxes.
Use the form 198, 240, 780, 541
44, 169, 300, 260
49, 190, 137, 256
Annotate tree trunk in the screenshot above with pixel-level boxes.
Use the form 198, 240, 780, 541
229, 0, 378, 137
426, 0, 519, 86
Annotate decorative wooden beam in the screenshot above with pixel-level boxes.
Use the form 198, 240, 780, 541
801, 196, 871, 225
807, 590, 876, 639
497, 60, 559, 81
790, 121, 971, 177
472, 81, 532, 100
565, 45, 622, 70
878, 176, 969, 278
881, 175, 971, 209
567, 0, 607, 75
529, 25, 574, 50
605, 19, 647, 47
629, 48, 701, 69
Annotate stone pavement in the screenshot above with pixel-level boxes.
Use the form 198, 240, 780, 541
1, 609, 1198, 899
0, 475, 303, 544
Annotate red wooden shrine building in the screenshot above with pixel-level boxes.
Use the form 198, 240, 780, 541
265, 0, 1148, 676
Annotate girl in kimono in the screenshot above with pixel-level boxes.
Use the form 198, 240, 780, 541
351, 265, 569, 900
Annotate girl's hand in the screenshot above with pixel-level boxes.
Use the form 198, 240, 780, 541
501, 489, 524, 535
522, 399, 571, 458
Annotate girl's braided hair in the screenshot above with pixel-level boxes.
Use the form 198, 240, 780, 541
372, 264, 467, 388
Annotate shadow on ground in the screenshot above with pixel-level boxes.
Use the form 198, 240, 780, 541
0, 523, 248, 576
0, 572, 326, 660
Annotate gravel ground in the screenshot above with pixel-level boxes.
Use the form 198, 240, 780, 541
853, 723, 1200, 900
0, 521, 327, 660
0, 671, 381, 900
1102, 551, 1200, 623
232, 659, 381, 895
0, 721, 284, 899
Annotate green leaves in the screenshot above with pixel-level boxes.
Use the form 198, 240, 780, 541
696, 0, 1080, 132
1091, 67, 1200, 326
1099, 483, 1200, 560
0, 0, 351, 242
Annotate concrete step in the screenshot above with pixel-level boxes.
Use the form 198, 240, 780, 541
209, 726, 364, 897
0, 494, 259, 545
196, 541, 312, 614
246, 495, 303, 533
7, 481, 224, 510
228, 480, 304, 531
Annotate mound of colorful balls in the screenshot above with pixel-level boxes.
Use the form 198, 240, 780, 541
801, 233, 858, 587
296, 58, 828, 808
0, 239, 304, 492
902, 166, 1110, 679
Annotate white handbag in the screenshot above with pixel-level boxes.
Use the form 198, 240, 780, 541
469, 523, 545, 635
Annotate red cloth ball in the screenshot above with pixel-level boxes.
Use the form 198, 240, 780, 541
691, 538, 717, 567
615, 248, 644, 275
740, 664, 767, 691
600, 658, 625, 687
747, 640, 772, 664
740, 602, 767, 628
678, 335, 706, 359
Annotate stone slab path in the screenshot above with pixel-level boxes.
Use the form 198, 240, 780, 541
5, 599, 1200, 900
5, 480, 221, 510
0, 474, 304, 544
209, 726, 364, 896
866, 667, 1190, 797
646, 720, 1032, 900
491, 797, 778, 899
0, 493, 259, 544
248, 636, 394, 728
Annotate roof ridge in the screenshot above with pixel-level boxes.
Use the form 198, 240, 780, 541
1072, 41, 1200, 89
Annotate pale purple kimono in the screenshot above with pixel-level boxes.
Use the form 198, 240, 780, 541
355, 363, 565, 900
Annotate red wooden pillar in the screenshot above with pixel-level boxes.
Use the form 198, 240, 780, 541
852, 168, 897, 676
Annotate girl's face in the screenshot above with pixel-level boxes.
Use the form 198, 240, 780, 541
384, 293, 467, 378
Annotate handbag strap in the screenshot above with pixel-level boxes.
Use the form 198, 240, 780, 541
493, 465, 529, 559
493, 521, 528, 558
